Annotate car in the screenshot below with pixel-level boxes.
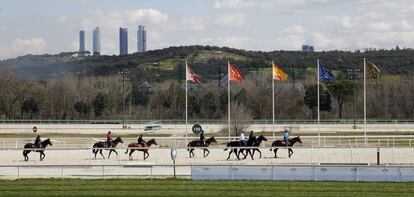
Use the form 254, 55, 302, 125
144, 121, 163, 131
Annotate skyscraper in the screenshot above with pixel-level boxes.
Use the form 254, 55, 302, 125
137, 25, 146, 53
79, 30, 85, 52
119, 28, 128, 56
93, 27, 100, 56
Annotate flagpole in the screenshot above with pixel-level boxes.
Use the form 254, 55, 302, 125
272, 61, 275, 141
185, 61, 188, 145
363, 58, 367, 145
228, 61, 231, 141
317, 59, 320, 146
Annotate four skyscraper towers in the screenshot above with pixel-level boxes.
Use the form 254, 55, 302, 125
79, 25, 147, 56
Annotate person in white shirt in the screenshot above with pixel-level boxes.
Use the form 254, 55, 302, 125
240, 131, 246, 146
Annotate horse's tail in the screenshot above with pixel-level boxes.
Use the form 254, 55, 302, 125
92, 144, 97, 154
124, 147, 129, 154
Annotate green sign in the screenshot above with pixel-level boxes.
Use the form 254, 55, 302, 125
192, 124, 203, 135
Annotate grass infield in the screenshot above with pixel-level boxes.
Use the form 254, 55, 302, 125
0, 179, 413, 197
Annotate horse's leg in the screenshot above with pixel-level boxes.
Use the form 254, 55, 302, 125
40, 151, 44, 161
144, 150, 149, 160
100, 150, 105, 159
204, 149, 210, 158
113, 150, 118, 156
257, 149, 262, 158
249, 149, 254, 160
227, 149, 232, 160
274, 148, 278, 158
235, 149, 240, 160
189, 149, 194, 158
108, 149, 112, 158
288, 148, 293, 158
129, 149, 135, 160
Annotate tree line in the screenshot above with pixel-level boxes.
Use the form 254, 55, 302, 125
1, 68, 414, 121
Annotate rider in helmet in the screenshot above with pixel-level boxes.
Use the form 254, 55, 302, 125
249, 130, 256, 140
137, 134, 146, 146
240, 131, 246, 146
283, 129, 289, 146
106, 131, 113, 147
199, 131, 205, 146
33, 126, 41, 148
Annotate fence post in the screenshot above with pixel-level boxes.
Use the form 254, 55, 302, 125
102, 166, 105, 180
350, 146, 353, 163
377, 147, 380, 165
61, 165, 64, 180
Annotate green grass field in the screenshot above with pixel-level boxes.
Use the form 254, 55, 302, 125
0, 179, 414, 197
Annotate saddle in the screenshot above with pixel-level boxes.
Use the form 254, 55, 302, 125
281, 140, 290, 146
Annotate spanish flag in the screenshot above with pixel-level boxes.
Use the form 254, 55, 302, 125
273, 63, 288, 81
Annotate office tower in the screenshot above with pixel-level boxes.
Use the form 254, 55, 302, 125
119, 28, 128, 56
92, 27, 100, 55
302, 45, 315, 52
137, 25, 146, 53
79, 30, 85, 52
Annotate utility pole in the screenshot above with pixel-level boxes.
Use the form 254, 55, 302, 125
119, 70, 129, 129
347, 67, 360, 129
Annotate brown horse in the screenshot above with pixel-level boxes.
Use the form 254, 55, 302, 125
187, 136, 217, 158
92, 137, 123, 159
124, 139, 158, 160
269, 136, 302, 158
23, 138, 53, 161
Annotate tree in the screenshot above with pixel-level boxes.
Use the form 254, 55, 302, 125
304, 84, 332, 118
327, 80, 355, 119
228, 102, 252, 136
21, 97, 39, 118
93, 92, 106, 117
74, 101, 91, 118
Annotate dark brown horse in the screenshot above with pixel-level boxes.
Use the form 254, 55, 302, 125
23, 138, 53, 161
239, 135, 267, 160
269, 136, 302, 158
187, 136, 217, 158
92, 137, 123, 159
124, 139, 158, 160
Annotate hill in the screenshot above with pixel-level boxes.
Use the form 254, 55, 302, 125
0, 45, 413, 81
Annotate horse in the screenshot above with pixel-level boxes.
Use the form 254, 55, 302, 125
92, 137, 123, 159
124, 139, 158, 160
23, 138, 53, 161
269, 136, 302, 158
239, 135, 267, 160
187, 136, 217, 158
224, 140, 247, 160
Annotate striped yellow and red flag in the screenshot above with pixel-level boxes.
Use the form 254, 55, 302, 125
229, 64, 243, 85
273, 63, 288, 81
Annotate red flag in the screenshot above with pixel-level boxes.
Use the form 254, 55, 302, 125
229, 64, 243, 85
186, 65, 201, 84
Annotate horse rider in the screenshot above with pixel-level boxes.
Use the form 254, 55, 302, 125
106, 131, 113, 147
33, 126, 41, 148
240, 131, 246, 146
249, 130, 256, 141
137, 134, 146, 147
283, 129, 289, 146
199, 131, 205, 145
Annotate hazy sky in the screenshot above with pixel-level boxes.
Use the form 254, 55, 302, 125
0, 0, 414, 59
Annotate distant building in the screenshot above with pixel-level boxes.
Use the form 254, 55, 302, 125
302, 45, 315, 52
92, 27, 100, 56
79, 30, 85, 52
119, 27, 128, 56
137, 25, 146, 53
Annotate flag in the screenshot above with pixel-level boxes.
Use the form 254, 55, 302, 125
318, 63, 334, 81
366, 61, 381, 79
229, 64, 243, 85
186, 65, 201, 84
273, 63, 288, 81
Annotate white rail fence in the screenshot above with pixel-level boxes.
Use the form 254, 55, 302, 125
2, 135, 414, 149
1, 147, 414, 166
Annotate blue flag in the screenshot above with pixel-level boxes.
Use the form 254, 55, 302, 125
318, 63, 334, 81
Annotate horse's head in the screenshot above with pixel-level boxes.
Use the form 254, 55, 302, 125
295, 136, 303, 144
43, 138, 52, 147
208, 136, 217, 144
115, 137, 123, 143
257, 135, 267, 142
148, 139, 158, 146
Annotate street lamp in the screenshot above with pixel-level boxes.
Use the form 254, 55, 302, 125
119, 70, 129, 129
347, 67, 360, 129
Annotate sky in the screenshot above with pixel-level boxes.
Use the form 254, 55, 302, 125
0, 0, 414, 59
